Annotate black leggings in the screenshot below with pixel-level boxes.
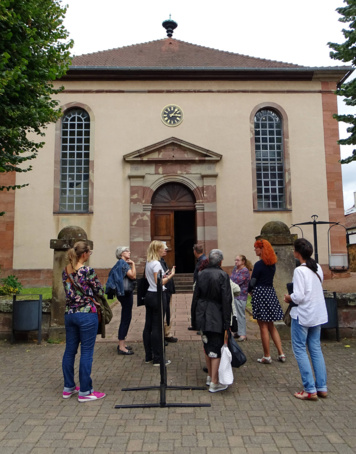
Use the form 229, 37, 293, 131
142, 291, 167, 362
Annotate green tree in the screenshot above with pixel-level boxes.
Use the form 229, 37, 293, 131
0, 0, 73, 201
328, 0, 356, 163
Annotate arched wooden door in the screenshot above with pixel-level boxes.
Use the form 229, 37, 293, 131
151, 183, 196, 273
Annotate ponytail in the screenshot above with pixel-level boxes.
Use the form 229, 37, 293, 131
305, 257, 318, 273
67, 241, 90, 268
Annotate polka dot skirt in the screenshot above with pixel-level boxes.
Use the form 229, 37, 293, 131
251, 286, 284, 322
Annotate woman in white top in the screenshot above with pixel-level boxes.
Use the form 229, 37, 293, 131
143, 240, 176, 366
284, 238, 328, 401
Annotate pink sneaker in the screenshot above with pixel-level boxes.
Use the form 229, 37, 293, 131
78, 391, 106, 403
62, 386, 80, 399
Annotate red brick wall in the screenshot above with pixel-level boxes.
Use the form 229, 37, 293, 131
0, 172, 16, 270
321, 82, 347, 254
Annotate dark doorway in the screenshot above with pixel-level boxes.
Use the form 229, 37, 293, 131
174, 211, 195, 273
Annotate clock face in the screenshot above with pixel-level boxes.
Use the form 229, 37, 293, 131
161, 105, 183, 127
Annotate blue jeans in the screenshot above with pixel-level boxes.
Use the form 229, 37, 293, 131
291, 318, 327, 394
117, 292, 133, 340
62, 312, 98, 396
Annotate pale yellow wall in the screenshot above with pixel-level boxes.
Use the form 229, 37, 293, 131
13, 78, 334, 269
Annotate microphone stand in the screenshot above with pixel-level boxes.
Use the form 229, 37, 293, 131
115, 270, 210, 409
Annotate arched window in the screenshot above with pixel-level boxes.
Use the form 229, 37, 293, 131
254, 109, 285, 210
59, 108, 90, 212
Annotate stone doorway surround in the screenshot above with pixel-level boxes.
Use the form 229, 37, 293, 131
123, 137, 222, 272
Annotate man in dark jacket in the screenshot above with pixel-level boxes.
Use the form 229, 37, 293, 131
188, 244, 207, 330
192, 249, 232, 393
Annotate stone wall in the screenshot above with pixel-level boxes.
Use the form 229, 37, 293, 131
276, 291, 356, 340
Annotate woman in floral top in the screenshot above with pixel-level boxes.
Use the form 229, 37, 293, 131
230, 255, 251, 342
61, 241, 106, 403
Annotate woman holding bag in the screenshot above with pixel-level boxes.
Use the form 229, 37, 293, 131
143, 240, 176, 366
106, 246, 136, 355
62, 241, 106, 402
192, 249, 232, 393
284, 238, 328, 401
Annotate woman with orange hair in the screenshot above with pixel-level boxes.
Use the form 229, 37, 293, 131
250, 239, 285, 364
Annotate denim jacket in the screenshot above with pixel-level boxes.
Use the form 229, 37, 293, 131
105, 259, 130, 298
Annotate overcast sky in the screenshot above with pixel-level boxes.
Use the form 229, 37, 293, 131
63, 0, 356, 211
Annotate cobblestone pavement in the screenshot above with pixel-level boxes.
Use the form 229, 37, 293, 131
1, 293, 356, 454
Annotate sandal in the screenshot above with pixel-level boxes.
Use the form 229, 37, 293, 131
317, 391, 328, 398
278, 354, 286, 363
294, 391, 318, 401
257, 356, 272, 364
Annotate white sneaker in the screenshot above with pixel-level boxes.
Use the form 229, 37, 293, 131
209, 382, 228, 393
206, 375, 211, 386
153, 359, 171, 366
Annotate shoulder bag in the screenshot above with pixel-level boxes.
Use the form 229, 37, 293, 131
227, 329, 247, 368
123, 275, 136, 293
136, 265, 149, 307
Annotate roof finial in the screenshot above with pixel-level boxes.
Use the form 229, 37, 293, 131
162, 16, 178, 38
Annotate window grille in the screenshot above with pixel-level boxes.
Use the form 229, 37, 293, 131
59, 109, 90, 212
254, 109, 285, 210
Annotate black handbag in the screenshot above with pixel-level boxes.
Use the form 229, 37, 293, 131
123, 276, 136, 293
283, 282, 294, 327
227, 330, 247, 368
136, 267, 149, 307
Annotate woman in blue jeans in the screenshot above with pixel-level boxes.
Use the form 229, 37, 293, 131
284, 238, 328, 401
62, 241, 106, 402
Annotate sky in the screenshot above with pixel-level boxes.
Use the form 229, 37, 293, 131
62, 0, 356, 211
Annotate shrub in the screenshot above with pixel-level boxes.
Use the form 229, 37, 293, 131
0, 275, 23, 295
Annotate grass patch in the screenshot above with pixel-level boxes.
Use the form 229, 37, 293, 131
20, 287, 52, 300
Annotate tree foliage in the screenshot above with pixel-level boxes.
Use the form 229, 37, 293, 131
328, 0, 356, 163
0, 0, 73, 193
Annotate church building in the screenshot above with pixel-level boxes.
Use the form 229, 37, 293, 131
0, 20, 352, 284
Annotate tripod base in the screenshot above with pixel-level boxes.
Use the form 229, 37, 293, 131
115, 384, 211, 409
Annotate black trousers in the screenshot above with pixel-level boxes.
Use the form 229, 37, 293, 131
142, 291, 167, 362
117, 292, 133, 341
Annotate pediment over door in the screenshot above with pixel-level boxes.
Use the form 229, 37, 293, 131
123, 137, 222, 162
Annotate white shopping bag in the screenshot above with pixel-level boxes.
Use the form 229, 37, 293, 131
218, 344, 234, 385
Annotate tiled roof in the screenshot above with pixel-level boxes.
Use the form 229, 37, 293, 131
71, 38, 306, 69
345, 212, 356, 229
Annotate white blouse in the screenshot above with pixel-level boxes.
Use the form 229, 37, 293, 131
290, 264, 328, 327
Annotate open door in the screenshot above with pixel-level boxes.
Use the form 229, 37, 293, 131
151, 210, 175, 268
151, 183, 196, 272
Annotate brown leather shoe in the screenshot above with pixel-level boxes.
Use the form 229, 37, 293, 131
317, 391, 328, 398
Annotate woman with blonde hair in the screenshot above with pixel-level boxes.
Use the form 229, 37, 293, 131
62, 241, 106, 402
250, 239, 285, 364
143, 240, 176, 366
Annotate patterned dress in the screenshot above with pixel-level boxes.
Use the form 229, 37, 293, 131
251, 260, 283, 322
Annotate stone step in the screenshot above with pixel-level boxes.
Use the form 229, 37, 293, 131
172, 273, 193, 293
